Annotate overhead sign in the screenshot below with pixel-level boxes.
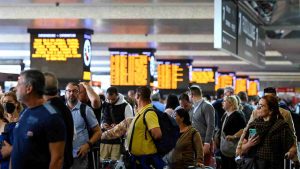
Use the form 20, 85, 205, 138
238, 8, 265, 67
214, 0, 238, 55
191, 67, 217, 94
215, 72, 235, 91
235, 76, 248, 94
109, 48, 155, 87
157, 60, 190, 90
248, 79, 260, 96
28, 29, 93, 82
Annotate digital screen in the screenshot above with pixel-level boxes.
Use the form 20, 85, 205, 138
214, 0, 238, 55
157, 60, 190, 90
109, 48, 155, 87
191, 67, 217, 94
215, 72, 235, 90
235, 76, 248, 94
248, 79, 260, 96
237, 8, 265, 67
28, 29, 93, 82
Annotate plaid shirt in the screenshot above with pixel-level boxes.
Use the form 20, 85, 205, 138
250, 118, 293, 167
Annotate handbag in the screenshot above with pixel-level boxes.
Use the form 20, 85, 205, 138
220, 133, 238, 157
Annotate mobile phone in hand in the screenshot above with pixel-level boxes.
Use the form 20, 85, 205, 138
249, 128, 257, 138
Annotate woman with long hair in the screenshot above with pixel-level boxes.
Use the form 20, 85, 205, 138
240, 95, 294, 169
0, 91, 23, 169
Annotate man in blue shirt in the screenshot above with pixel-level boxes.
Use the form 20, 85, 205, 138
11, 69, 66, 169
65, 82, 101, 169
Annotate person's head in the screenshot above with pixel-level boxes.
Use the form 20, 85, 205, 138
1, 91, 23, 117
43, 72, 59, 96
222, 95, 239, 112
135, 86, 151, 104
16, 69, 45, 103
175, 108, 191, 126
216, 88, 224, 99
65, 82, 80, 105
78, 84, 89, 103
151, 93, 161, 102
257, 95, 282, 122
165, 94, 179, 110
128, 90, 135, 99
179, 93, 190, 109
237, 91, 248, 102
224, 86, 234, 96
106, 87, 119, 104
263, 87, 277, 97
189, 85, 202, 102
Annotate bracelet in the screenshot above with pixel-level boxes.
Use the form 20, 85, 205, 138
87, 141, 93, 148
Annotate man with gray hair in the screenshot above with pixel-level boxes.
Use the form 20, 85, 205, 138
189, 85, 215, 166
12, 69, 66, 169
224, 86, 234, 96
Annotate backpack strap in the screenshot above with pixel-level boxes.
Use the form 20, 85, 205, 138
128, 113, 142, 152
79, 103, 89, 130
143, 108, 155, 140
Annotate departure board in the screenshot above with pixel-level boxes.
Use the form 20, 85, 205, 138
191, 67, 217, 94
28, 29, 93, 82
157, 60, 190, 90
235, 76, 248, 94
215, 72, 235, 90
109, 48, 155, 87
248, 79, 260, 96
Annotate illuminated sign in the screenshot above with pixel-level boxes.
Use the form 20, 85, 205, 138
235, 76, 248, 94
248, 79, 260, 96
157, 60, 190, 90
28, 29, 93, 82
191, 67, 217, 94
109, 48, 155, 87
191, 67, 216, 84
215, 72, 235, 90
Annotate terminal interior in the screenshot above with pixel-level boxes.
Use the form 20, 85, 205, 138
0, 0, 299, 98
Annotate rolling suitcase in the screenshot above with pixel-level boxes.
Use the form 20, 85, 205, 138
284, 158, 300, 169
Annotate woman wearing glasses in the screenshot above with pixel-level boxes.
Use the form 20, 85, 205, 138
240, 95, 294, 169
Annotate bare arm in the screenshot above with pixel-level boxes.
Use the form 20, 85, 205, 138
150, 127, 162, 140
80, 82, 101, 109
49, 141, 65, 169
77, 125, 101, 157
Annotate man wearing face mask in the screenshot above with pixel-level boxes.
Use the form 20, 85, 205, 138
100, 87, 134, 161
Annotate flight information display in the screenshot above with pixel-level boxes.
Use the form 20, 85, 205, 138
109, 48, 155, 87
191, 67, 217, 94
28, 29, 93, 82
235, 76, 248, 94
215, 72, 235, 90
157, 60, 190, 90
248, 79, 260, 96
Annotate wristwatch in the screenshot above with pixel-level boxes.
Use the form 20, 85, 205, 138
87, 141, 93, 148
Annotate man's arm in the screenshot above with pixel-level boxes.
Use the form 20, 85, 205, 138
102, 118, 133, 140
77, 125, 101, 157
80, 82, 101, 109
150, 127, 162, 140
204, 104, 215, 143
49, 141, 65, 169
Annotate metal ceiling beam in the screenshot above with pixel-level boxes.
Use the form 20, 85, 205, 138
0, 34, 214, 43
0, 3, 214, 19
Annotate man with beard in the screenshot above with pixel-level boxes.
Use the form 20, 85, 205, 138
65, 82, 101, 169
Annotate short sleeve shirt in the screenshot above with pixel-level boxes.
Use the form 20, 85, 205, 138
127, 104, 160, 156
70, 101, 98, 157
11, 104, 66, 169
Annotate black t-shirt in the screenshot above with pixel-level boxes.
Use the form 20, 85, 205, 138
48, 97, 74, 169
213, 99, 225, 129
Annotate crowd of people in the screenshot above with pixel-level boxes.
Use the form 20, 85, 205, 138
0, 69, 299, 169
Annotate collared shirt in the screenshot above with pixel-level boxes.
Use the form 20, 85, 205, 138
68, 101, 98, 157
126, 104, 159, 156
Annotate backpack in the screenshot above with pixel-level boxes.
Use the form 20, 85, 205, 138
79, 103, 93, 137
143, 108, 180, 156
